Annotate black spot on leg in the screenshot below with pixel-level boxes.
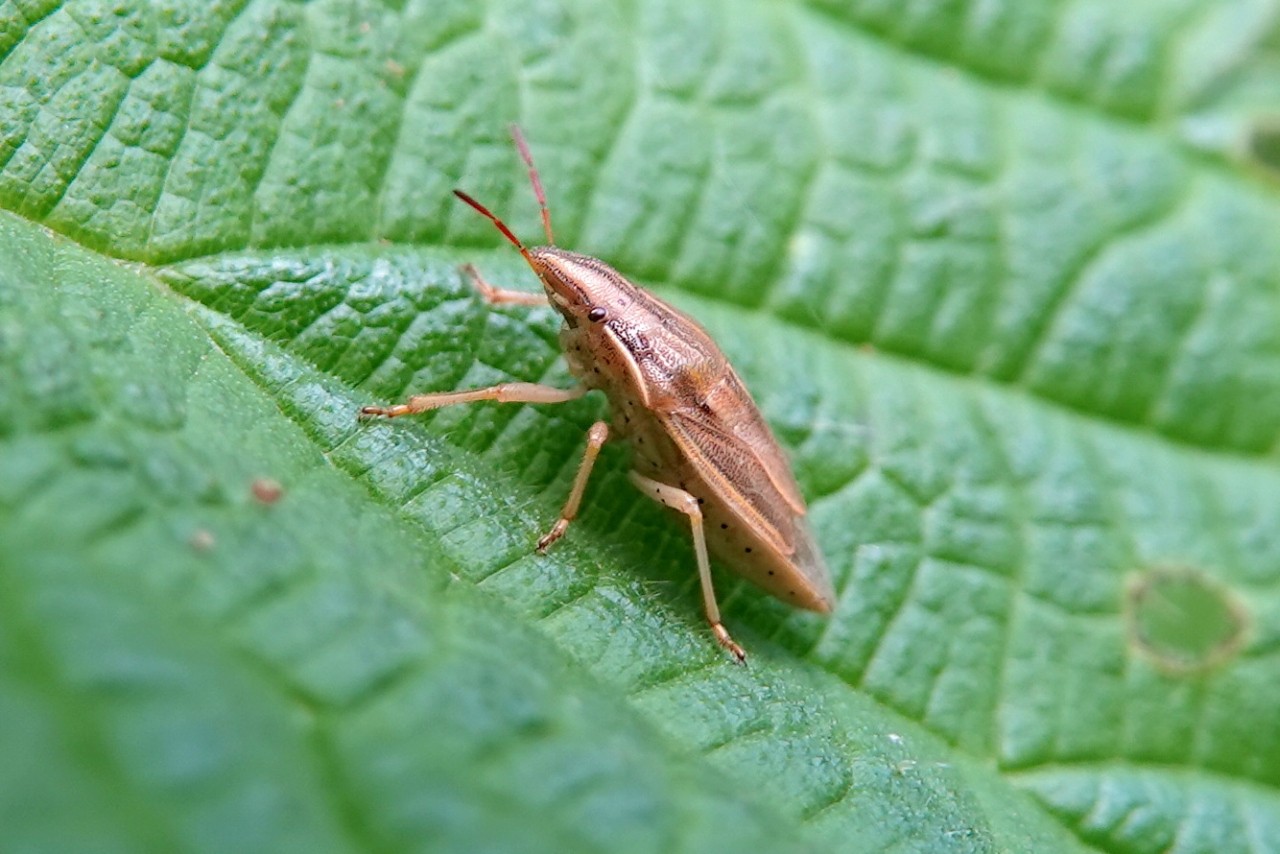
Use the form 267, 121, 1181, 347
744, 547, 752, 554
768, 570, 774, 576
720, 523, 728, 529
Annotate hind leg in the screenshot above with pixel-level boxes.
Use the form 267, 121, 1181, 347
627, 471, 746, 664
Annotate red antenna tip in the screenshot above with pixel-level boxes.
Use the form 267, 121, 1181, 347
453, 189, 529, 258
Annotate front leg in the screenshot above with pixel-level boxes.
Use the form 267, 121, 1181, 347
360, 382, 585, 419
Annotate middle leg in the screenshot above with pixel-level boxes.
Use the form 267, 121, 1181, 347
536, 420, 610, 553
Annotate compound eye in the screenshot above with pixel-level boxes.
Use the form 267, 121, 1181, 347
587, 306, 608, 323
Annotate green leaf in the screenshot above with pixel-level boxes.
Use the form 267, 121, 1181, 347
3, 1, 1280, 851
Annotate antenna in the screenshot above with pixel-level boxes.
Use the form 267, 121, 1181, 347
509, 124, 554, 244
452, 189, 531, 262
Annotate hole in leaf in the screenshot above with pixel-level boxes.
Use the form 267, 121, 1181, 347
1125, 567, 1247, 674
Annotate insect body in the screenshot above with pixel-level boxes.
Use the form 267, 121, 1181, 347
361, 127, 835, 661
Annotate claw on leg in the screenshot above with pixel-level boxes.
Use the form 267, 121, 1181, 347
359, 403, 412, 419
711, 623, 748, 665
536, 520, 569, 553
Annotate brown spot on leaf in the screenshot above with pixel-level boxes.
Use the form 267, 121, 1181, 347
189, 528, 215, 552
251, 477, 284, 505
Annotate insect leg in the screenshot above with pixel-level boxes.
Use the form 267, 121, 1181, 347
360, 383, 585, 419
461, 262, 547, 307
536, 420, 609, 553
626, 471, 748, 664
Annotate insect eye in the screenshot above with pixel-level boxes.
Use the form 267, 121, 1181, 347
587, 307, 608, 323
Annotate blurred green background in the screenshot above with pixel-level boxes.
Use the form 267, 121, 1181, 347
2, 1, 1280, 851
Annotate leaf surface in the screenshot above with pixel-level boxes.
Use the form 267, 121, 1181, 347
3, 1, 1280, 851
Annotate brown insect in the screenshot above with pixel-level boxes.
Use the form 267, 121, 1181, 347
361, 127, 835, 661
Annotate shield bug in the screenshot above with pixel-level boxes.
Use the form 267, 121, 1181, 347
361, 127, 835, 662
